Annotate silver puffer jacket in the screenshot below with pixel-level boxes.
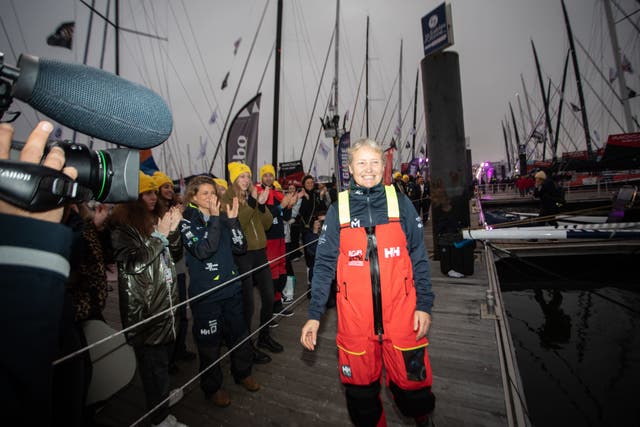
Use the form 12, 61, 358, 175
111, 224, 182, 346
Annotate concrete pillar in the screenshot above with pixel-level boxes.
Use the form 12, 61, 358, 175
421, 52, 470, 260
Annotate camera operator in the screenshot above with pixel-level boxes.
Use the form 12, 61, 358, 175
0, 121, 78, 425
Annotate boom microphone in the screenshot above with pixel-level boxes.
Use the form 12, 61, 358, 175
4, 54, 172, 148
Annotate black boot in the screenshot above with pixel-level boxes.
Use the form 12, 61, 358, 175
257, 333, 284, 353
251, 342, 271, 364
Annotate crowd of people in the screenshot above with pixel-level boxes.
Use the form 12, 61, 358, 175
0, 121, 436, 426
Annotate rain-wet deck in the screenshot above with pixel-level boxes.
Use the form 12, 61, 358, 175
95, 219, 508, 426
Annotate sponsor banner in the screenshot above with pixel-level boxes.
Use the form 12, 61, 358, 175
338, 132, 351, 189
226, 93, 261, 178
421, 2, 454, 57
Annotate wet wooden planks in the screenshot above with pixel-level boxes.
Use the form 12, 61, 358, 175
94, 222, 508, 426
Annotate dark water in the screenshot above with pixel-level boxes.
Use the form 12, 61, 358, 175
498, 255, 640, 427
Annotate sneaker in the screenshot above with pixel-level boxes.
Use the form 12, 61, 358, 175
257, 334, 284, 353
168, 388, 183, 407
447, 269, 464, 278
235, 375, 260, 392
282, 295, 294, 304
152, 414, 188, 427
210, 389, 231, 408
273, 300, 294, 317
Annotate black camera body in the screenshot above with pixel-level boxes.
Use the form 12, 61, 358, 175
1, 139, 139, 211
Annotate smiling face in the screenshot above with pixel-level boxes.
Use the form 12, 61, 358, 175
159, 183, 174, 201
261, 172, 275, 187
348, 145, 383, 188
193, 183, 216, 214
235, 172, 252, 192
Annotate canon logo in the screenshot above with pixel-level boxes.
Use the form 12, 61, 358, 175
0, 168, 32, 181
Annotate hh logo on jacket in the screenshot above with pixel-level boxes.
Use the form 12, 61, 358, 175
384, 246, 400, 258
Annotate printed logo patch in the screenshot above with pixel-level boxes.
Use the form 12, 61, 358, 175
350, 218, 360, 228
384, 246, 401, 258
348, 249, 364, 266
341, 365, 352, 378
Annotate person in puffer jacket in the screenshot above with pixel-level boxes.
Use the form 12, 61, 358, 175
180, 176, 260, 408
109, 172, 186, 427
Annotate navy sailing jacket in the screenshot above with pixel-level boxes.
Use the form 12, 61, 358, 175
180, 205, 247, 309
308, 179, 434, 321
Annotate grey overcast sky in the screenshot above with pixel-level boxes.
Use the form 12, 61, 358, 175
1, 0, 638, 178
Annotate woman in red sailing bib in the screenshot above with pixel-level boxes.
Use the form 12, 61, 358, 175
300, 138, 436, 427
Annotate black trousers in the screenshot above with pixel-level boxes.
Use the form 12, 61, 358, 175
234, 249, 275, 337
192, 293, 253, 397
134, 343, 172, 424
171, 272, 189, 362
344, 380, 435, 426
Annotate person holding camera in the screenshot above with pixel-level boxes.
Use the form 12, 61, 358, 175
109, 172, 186, 427
0, 121, 80, 425
300, 138, 436, 427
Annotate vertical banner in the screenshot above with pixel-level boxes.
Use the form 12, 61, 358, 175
139, 149, 159, 175
337, 131, 351, 189
226, 93, 261, 179
383, 147, 395, 185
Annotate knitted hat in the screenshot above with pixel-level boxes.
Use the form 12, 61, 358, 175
393, 171, 402, 179
213, 177, 228, 190
534, 171, 547, 180
260, 164, 276, 180
228, 162, 252, 183
139, 171, 158, 194
152, 171, 173, 189
402, 174, 409, 182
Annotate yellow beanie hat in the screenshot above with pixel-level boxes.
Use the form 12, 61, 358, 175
152, 171, 173, 189
139, 171, 158, 194
213, 177, 228, 189
393, 171, 402, 179
228, 162, 252, 184
402, 174, 409, 182
260, 164, 276, 180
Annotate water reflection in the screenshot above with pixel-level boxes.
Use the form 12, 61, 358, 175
534, 289, 571, 350
499, 254, 640, 427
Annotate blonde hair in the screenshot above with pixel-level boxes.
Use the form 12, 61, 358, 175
347, 138, 384, 166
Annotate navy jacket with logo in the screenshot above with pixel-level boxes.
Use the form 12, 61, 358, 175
180, 205, 247, 311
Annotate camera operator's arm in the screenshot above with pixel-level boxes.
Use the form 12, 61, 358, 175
0, 121, 79, 424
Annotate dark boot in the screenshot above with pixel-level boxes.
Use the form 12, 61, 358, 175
251, 342, 271, 364
257, 333, 284, 353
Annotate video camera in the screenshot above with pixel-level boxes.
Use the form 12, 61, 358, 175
0, 52, 173, 211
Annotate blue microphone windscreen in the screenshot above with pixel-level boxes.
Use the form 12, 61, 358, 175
28, 59, 172, 149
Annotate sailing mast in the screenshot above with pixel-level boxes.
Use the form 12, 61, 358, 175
365, 15, 370, 137
603, 0, 635, 132
397, 38, 402, 168
412, 68, 418, 159
560, 0, 593, 157
272, 0, 283, 166
531, 40, 553, 162
553, 50, 571, 161
333, 0, 341, 190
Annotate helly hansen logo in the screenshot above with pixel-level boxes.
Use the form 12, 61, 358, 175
231, 229, 244, 245
200, 319, 218, 336
384, 246, 401, 258
341, 365, 352, 378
